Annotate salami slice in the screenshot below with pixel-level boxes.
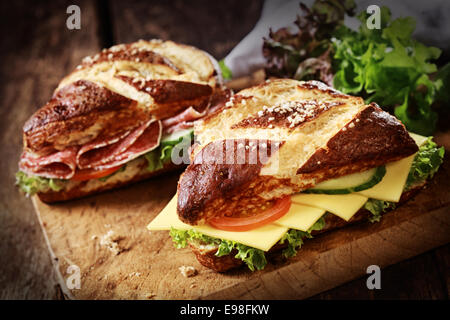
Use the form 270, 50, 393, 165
163, 121, 196, 134
77, 120, 162, 170
19, 147, 78, 179
162, 107, 207, 128
162, 89, 231, 134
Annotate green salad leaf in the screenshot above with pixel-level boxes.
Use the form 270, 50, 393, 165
279, 215, 326, 258
263, 1, 449, 135
170, 214, 327, 271
364, 199, 395, 223
263, 0, 355, 84
364, 136, 444, 222
219, 59, 233, 80
332, 6, 445, 135
405, 137, 445, 189
170, 228, 220, 249
16, 171, 64, 196
434, 63, 450, 105
170, 228, 267, 271
144, 129, 193, 172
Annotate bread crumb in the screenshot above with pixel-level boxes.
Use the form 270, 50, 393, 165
100, 230, 123, 255
179, 266, 197, 278
128, 272, 141, 278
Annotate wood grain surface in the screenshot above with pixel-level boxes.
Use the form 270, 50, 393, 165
32, 151, 450, 299
0, 0, 101, 299
0, 0, 448, 300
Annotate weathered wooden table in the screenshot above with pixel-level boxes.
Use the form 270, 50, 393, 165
0, 0, 448, 299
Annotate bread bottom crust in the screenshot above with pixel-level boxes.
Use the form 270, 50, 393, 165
188, 186, 424, 272
37, 161, 181, 203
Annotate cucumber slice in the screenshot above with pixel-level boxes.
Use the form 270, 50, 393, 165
161, 128, 194, 146
304, 166, 386, 195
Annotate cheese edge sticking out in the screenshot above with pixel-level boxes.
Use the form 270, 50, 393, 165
274, 203, 325, 231
357, 132, 426, 202
357, 154, 415, 202
409, 132, 428, 147
148, 132, 428, 250
291, 193, 368, 221
147, 195, 288, 251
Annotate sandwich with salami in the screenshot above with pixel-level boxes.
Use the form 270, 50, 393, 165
16, 39, 229, 203
147, 79, 444, 272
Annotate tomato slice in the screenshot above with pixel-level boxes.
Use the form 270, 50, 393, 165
208, 196, 291, 232
72, 165, 122, 181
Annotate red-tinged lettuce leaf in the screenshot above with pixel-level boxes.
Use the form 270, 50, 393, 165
263, 1, 448, 135
263, 0, 355, 85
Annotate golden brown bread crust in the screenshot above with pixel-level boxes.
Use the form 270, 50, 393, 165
231, 100, 345, 130
37, 161, 181, 203
189, 245, 243, 272
297, 103, 418, 176
116, 77, 213, 119
189, 186, 424, 272
23, 80, 149, 156
22, 40, 221, 156
20, 39, 224, 201
118, 78, 212, 105
79, 43, 181, 72
178, 80, 419, 226
197, 79, 363, 129
177, 139, 284, 225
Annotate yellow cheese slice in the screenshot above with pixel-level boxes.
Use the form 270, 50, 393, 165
358, 154, 415, 202
147, 195, 288, 251
357, 133, 426, 202
291, 193, 368, 221
274, 203, 325, 231
409, 132, 428, 147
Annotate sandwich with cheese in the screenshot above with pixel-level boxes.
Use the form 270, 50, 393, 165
16, 39, 229, 203
147, 79, 444, 272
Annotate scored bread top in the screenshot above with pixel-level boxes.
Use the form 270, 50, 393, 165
23, 40, 221, 156
177, 79, 418, 225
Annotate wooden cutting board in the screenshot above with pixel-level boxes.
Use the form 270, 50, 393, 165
32, 136, 450, 300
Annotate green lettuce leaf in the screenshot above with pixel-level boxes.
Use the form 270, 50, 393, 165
332, 6, 444, 135
263, 0, 355, 84
144, 129, 193, 172
364, 136, 444, 222
169, 228, 220, 249
170, 215, 327, 271
364, 199, 395, 223
233, 244, 267, 271
219, 59, 232, 80
144, 148, 165, 172
279, 215, 326, 258
170, 228, 266, 271
16, 171, 64, 196
405, 137, 445, 189
434, 62, 450, 104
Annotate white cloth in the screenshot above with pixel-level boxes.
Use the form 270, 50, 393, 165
224, 0, 450, 79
